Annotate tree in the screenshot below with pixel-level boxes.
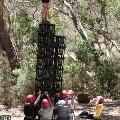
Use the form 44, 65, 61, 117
0, 0, 20, 70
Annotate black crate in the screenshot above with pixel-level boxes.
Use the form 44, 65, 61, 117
37, 54, 46, 59
35, 22, 66, 93
55, 36, 65, 44
58, 48, 64, 55
39, 23, 55, 35
35, 81, 50, 91
54, 82, 62, 92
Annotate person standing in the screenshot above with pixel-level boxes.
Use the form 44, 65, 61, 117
42, 0, 50, 22
24, 95, 36, 120
67, 90, 78, 120
35, 91, 54, 120
56, 90, 72, 120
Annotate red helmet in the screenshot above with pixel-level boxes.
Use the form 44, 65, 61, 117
96, 96, 104, 104
68, 90, 74, 96
26, 95, 35, 103
61, 90, 68, 98
42, 99, 49, 108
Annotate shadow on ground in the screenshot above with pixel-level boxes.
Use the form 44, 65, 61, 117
102, 114, 120, 120
75, 115, 120, 120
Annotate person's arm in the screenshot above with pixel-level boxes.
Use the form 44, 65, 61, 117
89, 98, 97, 106
34, 91, 41, 106
54, 100, 60, 110
44, 91, 52, 107
73, 99, 77, 109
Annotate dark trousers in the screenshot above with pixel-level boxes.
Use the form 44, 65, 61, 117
57, 116, 75, 120
24, 116, 34, 120
57, 117, 69, 120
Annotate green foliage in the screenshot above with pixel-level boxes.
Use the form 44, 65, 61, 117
16, 9, 32, 35
11, 8, 38, 102
96, 59, 119, 97
31, 0, 42, 5
50, 8, 64, 35
80, 13, 96, 28
13, 66, 35, 102
1, 0, 120, 106
0, 55, 14, 107
12, 45, 36, 102
77, 0, 88, 6
63, 58, 81, 88
14, 9, 38, 48
64, 58, 80, 77
75, 39, 94, 64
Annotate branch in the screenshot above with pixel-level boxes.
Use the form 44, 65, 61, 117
54, 0, 88, 40
101, 33, 120, 53
63, 0, 73, 12
65, 50, 77, 62
32, 5, 40, 22
109, 40, 120, 53
15, 0, 40, 22
90, 28, 120, 53
53, 6, 72, 18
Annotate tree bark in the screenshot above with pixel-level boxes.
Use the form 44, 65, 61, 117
0, 0, 20, 70
64, 0, 101, 66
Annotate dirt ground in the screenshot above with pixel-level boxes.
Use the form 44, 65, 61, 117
0, 101, 120, 120
75, 102, 120, 120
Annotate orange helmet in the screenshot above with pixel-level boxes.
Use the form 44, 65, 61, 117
42, 99, 49, 108
67, 90, 74, 96
61, 90, 68, 98
26, 95, 35, 103
96, 96, 104, 104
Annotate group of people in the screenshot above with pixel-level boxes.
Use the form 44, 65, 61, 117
24, 89, 104, 120
24, 89, 77, 120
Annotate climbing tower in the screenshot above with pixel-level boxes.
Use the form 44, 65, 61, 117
35, 22, 66, 95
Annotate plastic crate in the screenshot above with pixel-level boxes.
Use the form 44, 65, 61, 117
39, 23, 55, 35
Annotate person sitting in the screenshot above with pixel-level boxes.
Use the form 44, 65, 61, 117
93, 96, 104, 119
79, 96, 104, 120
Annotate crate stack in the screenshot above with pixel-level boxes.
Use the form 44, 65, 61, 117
35, 22, 65, 95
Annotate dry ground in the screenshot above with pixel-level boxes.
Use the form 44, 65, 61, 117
75, 101, 120, 120
0, 101, 120, 120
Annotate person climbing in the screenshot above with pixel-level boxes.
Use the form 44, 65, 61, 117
55, 90, 72, 120
24, 94, 36, 120
67, 90, 78, 120
42, 0, 50, 22
35, 91, 54, 120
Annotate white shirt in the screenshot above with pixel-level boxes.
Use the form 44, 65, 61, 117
70, 98, 78, 110
56, 99, 72, 117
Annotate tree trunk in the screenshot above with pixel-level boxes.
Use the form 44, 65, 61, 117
0, 0, 20, 70
71, 0, 101, 66
58, 0, 101, 66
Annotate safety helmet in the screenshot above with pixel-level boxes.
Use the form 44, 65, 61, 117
61, 90, 68, 98
67, 90, 74, 96
42, 99, 49, 108
26, 95, 35, 103
96, 96, 104, 104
